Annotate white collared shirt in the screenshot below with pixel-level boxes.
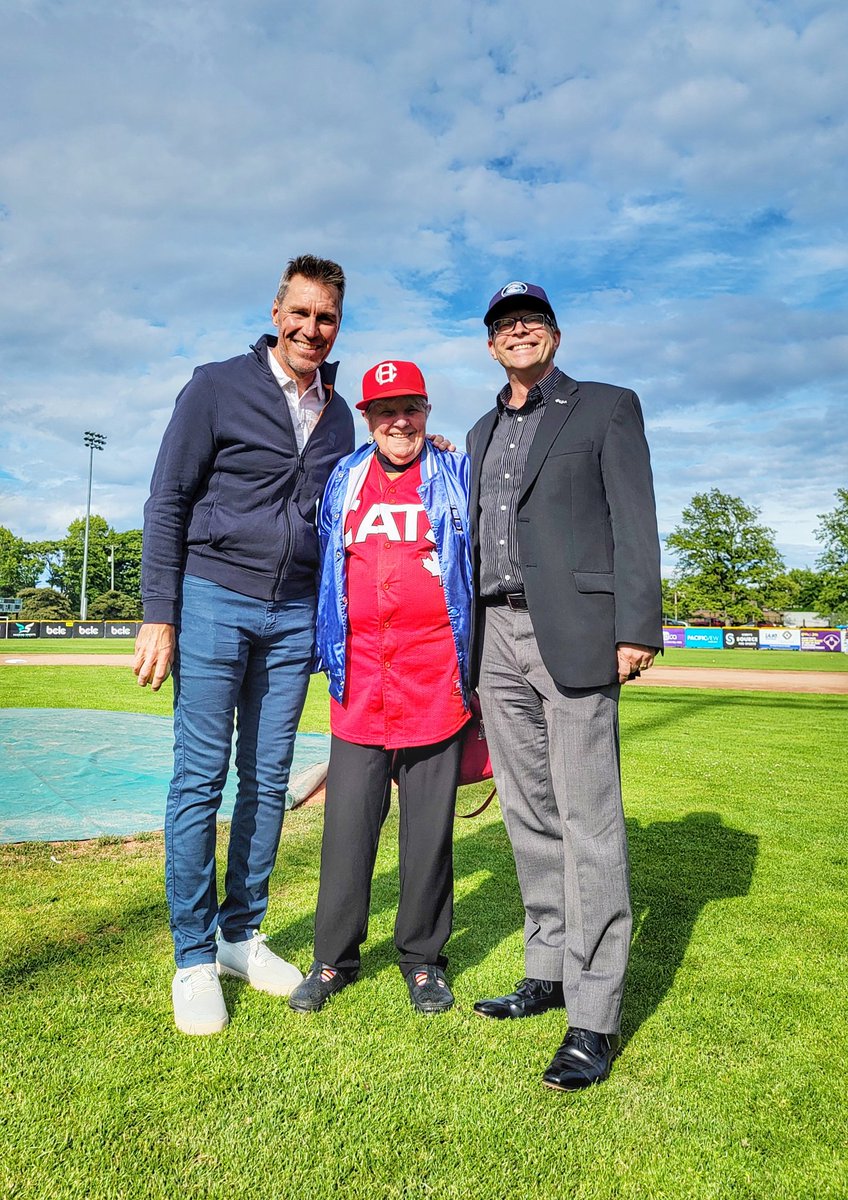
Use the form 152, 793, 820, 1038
267, 348, 325, 452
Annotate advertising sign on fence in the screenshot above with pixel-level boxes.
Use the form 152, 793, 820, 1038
684, 628, 724, 649
40, 622, 74, 638
662, 627, 686, 648
2, 620, 140, 640
723, 628, 760, 649
759, 627, 801, 650
104, 622, 140, 639
799, 629, 843, 652
4, 621, 39, 639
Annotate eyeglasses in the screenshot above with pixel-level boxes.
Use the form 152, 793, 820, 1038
489, 312, 554, 336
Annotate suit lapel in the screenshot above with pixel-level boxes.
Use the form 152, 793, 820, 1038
469, 409, 499, 521
518, 373, 580, 503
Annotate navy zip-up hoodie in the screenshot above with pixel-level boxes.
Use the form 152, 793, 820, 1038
141, 335, 355, 624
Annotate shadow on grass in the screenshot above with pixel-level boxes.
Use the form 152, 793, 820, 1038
0, 898, 166, 990
355, 817, 523, 980
260, 812, 521, 988
624, 810, 758, 1042
0, 804, 757, 1046
250, 802, 759, 1041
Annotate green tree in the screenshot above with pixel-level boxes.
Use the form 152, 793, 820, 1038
0, 527, 46, 594
769, 567, 826, 615
47, 515, 112, 612
816, 488, 848, 622
660, 578, 697, 622
86, 590, 143, 620
17, 587, 73, 619
45, 518, 143, 614
666, 489, 785, 624
112, 529, 143, 601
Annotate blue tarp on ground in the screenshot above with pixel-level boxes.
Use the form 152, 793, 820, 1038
0, 709, 330, 843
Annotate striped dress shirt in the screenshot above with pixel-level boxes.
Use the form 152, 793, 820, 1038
478, 366, 565, 598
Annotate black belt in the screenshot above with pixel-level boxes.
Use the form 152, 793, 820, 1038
486, 593, 528, 611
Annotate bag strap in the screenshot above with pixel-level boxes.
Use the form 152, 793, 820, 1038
456, 785, 497, 819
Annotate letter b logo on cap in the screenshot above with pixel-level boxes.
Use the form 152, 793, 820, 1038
375, 362, 398, 385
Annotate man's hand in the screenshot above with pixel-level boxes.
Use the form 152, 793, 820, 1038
426, 432, 456, 452
616, 642, 656, 684
133, 623, 176, 690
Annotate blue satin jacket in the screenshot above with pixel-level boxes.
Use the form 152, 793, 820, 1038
315, 440, 473, 705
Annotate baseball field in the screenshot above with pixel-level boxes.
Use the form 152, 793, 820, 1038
1, 648, 845, 1199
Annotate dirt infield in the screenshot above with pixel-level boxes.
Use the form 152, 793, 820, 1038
2, 653, 847, 694
633, 667, 848, 695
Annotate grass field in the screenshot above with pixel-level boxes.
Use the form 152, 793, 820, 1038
4, 637, 847, 672
1, 670, 846, 1198
1, 639, 137, 654
657, 647, 848, 671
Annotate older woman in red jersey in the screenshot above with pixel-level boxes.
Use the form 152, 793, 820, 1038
288, 361, 473, 1015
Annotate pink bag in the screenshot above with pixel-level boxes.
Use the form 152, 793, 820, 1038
458, 693, 493, 786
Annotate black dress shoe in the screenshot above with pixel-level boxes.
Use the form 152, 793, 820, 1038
406, 965, 454, 1014
473, 978, 565, 1020
288, 960, 356, 1013
542, 1027, 621, 1091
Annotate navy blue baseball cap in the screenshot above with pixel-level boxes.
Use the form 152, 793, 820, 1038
484, 281, 557, 328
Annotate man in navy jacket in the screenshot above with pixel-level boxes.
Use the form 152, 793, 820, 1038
134, 255, 354, 1035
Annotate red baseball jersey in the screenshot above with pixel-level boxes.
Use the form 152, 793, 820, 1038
330, 456, 467, 749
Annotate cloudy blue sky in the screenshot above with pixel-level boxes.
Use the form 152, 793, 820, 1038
1, 0, 845, 572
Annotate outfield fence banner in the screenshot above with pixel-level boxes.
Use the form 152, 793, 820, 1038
723, 628, 760, 649
759, 627, 801, 650
799, 629, 843, 652
40, 621, 75, 638
1, 620, 142, 640
684, 628, 724, 649
2, 620, 39, 639
662, 627, 686, 648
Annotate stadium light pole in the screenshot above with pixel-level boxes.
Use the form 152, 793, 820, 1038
81, 431, 106, 620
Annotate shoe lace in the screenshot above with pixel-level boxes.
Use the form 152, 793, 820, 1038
246, 932, 271, 960
183, 964, 219, 998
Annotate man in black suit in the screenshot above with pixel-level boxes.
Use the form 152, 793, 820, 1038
467, 281, 662, 1091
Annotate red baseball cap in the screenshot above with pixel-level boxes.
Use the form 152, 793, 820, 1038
358, 360, 428, 411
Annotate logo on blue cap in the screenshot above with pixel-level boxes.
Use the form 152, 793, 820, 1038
500, 282, 528, 298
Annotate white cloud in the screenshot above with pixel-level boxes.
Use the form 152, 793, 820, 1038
0, 0, 844, 576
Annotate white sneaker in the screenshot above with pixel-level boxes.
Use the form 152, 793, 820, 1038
172, 963, 229, 1035
216, 931, 304, 996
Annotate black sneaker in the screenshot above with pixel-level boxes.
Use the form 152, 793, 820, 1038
406, 965, 454, 1014
288, 960, 356, 1013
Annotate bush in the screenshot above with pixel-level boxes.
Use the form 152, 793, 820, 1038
17, 587, 73, 619
85, 590, 143, 620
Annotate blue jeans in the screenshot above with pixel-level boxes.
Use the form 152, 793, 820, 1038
165, 575, 316, 967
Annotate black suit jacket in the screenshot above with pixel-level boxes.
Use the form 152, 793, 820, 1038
467, 371, 663, 689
